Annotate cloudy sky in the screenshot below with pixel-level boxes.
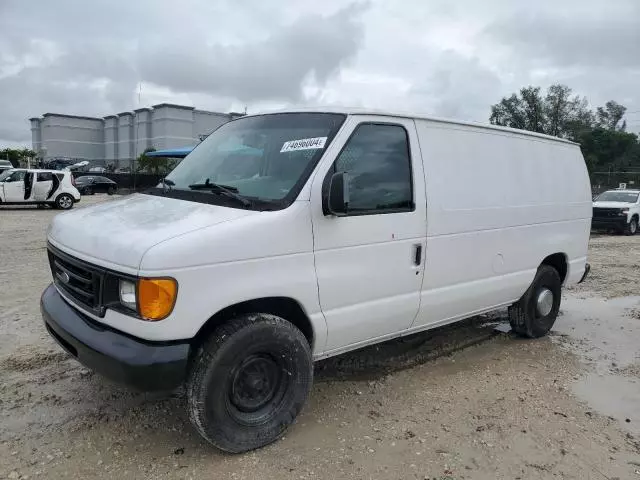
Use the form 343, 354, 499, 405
1, 0, 639, 147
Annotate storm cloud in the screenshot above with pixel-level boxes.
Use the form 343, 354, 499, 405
0, 0, 638, 146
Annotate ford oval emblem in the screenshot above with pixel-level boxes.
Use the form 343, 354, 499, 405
59, 271, 70, 284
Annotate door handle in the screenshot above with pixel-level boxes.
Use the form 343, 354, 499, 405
413, 244, 423, 266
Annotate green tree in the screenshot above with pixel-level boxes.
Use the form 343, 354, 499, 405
544, 85, 592, 138
490, 84, 593, 139
490, 87, 547, 132
489, 93, 526, 130
577, 128, 639, 172
519, 86, 546, 133
0, 147, 36, 167
136, 147, 176, 175
489, 85, 640, 176
596, 101, 627, 131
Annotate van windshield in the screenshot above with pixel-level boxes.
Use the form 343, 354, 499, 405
596, 191, 639, 203
158, 113, 346, 210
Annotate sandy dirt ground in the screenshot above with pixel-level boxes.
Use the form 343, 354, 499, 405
1, 197, 640, 479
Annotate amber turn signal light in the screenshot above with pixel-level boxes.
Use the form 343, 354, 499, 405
137, 278, 177, 321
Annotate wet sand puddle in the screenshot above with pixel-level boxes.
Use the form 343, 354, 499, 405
555, 295, 640, 435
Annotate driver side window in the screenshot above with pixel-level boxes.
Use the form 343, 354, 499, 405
332, 123, 413, 214
6, 171, 26, 182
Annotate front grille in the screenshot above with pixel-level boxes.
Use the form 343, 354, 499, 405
593, 207, 622, 219
48, 246, 104, 314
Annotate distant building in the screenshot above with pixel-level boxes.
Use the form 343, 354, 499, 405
29, 104, 244, 169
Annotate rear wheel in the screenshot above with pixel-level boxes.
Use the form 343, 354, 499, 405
55, 193, 74, 210
187, 313, 313, 453
509, 265, 561, 338
107, 186, 116, 195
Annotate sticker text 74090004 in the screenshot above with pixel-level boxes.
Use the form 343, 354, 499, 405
280, 137, 327, 153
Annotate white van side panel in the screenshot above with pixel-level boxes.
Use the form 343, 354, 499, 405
412, 120, 591, 328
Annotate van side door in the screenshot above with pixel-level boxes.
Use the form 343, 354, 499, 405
310, 116, 427, 354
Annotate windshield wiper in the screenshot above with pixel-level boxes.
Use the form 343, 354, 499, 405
188, 180, 237, 192
188, 179, 251, 207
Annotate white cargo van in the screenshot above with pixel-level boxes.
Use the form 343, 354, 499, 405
41, 109, 592, 452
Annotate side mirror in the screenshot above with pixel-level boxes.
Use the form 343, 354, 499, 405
327, 172, 349, 216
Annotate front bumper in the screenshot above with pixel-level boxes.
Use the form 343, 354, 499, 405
41, 284, 189, 391
591, 217, 627, 230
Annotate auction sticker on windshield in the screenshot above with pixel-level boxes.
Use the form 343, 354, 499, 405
280, 137, 327, 153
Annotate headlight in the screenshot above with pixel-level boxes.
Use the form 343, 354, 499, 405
117, 277, 177, 320
137, 278, 178, 321
620, 208, 629, 216
119, 279, 137, 310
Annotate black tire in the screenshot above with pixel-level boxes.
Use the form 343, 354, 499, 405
187, 314, 313, 453
55, 193, 74, 210
625, 217, 638, 236
508, 265, 561, 338
107, 186, 116, 195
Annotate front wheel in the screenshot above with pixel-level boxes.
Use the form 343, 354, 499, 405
187, 314, 313, 453
625, 217, 638, 236
55, 193, 74, 210
509, 265, 561, 338
107, 186, 116, 195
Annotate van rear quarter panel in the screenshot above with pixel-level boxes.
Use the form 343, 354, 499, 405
413, 120, 591, 326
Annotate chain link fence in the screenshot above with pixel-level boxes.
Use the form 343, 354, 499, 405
591, 172, 640, 198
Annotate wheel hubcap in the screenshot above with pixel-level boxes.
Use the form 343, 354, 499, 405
230, 355, 281, 413
59, 197, 71, 208
536, 288, 554, 317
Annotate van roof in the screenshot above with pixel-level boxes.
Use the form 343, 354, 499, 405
246, 107, 580, 146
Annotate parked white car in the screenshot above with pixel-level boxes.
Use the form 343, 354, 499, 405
41, 109, 592, 453
592, 189, 640, 235
0, 169, 80, 209
0, 159, 13, 173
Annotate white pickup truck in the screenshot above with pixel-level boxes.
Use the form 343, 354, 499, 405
592, 189, 640, 235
